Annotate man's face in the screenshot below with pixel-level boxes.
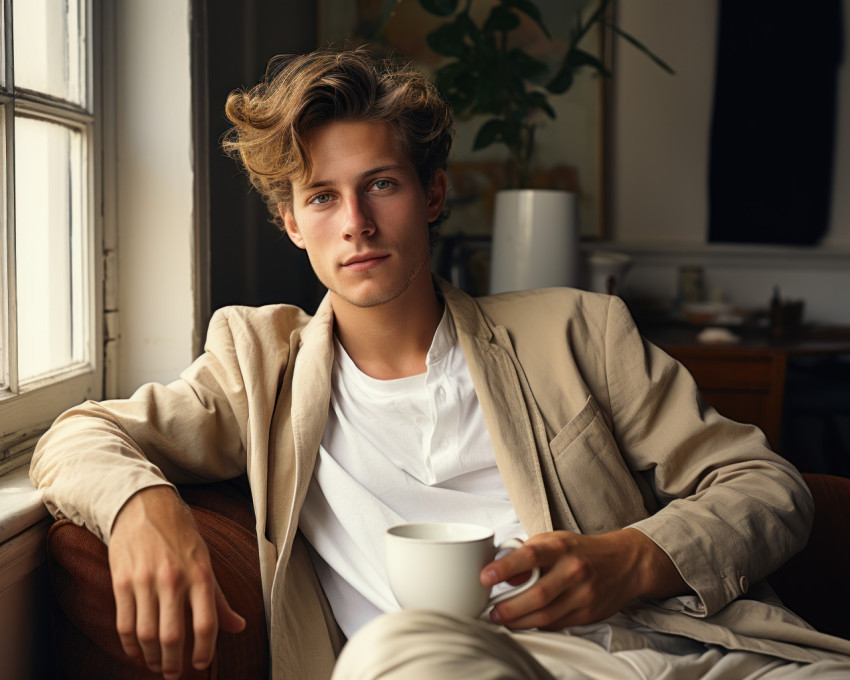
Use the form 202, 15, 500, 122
280, 120, 446, 310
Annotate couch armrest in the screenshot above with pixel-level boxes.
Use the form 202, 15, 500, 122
46, 478, 268, 679
768, 472, 850, 640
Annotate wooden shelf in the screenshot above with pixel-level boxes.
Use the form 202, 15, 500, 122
643, 327, 850, 451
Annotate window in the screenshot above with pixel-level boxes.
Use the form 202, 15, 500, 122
0, 0, 103, 472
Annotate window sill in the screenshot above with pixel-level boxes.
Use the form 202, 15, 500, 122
0, 465, 50, 593
0, 465, 49, 547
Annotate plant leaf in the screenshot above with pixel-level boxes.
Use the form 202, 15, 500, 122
472, 118, 519, 151
546, 48, 609, 94
472, 72, 503, 115
571, 0, 612, 47
435, 60, 478, 115
434, 60, 473, 88
418, 0, 459, 18
571, 48, 611, 75
545, 62, 573, 95
524, 90, 556, 119
457, 11, 482, 43
426, 19, 469, 57
473, 118, 511, 150
504, 0, 550, 39
509, 48, 548, 80
483, 4, 520, 33
606, 22, 675, 74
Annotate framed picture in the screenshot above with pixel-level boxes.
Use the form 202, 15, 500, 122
317, 0, 612, 241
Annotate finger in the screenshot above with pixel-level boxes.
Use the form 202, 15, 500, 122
495, 587, 594, 630
216, 583, 247, 634
481, 539, 560, 588
492, 553, 604, 630
158, 573, 188, 680
506, 570, 535, 587
188, 570, 219, 670
113, 576, 142, 660
490, 565, 570, 624
134, 581, 163, 673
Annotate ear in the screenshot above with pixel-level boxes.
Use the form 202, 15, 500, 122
279, 204, 305, 250
425, 169, 448, 223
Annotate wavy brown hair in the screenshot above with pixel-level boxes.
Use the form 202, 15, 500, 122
222, 49, 454, 235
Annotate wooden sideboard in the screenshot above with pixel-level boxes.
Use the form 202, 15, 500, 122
644, 327, 850, 451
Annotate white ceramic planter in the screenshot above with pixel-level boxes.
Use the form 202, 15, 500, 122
489, 189, 580, 294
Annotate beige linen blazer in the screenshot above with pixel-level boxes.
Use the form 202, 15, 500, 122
31, 278, 850, 679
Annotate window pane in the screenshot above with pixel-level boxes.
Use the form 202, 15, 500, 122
13, 0, 84, 105
0, 5, 6, 91
0, 106, 6, 390
15, 116, 85, 381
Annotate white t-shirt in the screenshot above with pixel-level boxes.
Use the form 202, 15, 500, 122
298, 307, 527, 638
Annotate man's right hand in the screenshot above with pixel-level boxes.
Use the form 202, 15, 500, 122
108, 486, 246, 679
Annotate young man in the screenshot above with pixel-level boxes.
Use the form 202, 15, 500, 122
31, 50, 850, 680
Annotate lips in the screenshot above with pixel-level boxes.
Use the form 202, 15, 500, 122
341, 253, 389, 271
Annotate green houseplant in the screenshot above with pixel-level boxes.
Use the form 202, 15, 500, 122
417, 0, 673, 188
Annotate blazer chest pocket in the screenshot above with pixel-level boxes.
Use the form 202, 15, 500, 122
550, 395, 649, 534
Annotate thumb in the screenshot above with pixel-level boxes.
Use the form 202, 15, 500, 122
215, 584, 247, 634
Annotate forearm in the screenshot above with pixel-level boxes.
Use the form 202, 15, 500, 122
621, 527, 688, 601
604, 297, 813, 612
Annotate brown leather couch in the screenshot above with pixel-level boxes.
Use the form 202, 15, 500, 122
45, 473, 850, 678
46, 478, 268, 679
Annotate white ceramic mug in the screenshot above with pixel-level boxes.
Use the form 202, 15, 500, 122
585, 251, 633, 296
385, 522, 541, 618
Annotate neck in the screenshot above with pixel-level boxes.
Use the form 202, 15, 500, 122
331, 277, 443, 380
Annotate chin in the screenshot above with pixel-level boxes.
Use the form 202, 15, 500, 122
341, 289, 405, 309
330, 276, 413, 309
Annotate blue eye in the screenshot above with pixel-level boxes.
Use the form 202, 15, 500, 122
373, 179, 392, 191
311, 193, 331, 205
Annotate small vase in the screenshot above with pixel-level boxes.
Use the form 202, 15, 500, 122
585, 251, 633, 296
489, 189, 580, 294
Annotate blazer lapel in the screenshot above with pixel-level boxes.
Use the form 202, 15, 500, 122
441, 281, 564, 536
265, 294, 343, 678
272, 293, 335, 554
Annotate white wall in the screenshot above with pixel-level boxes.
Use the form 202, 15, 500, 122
116, 0, 195, 396
611, 0, 850, 247
610, 0, 719, 245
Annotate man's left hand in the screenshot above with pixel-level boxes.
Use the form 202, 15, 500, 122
480, 529, 687, 630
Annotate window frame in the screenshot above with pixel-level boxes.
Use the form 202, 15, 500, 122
0, 0, 105, 474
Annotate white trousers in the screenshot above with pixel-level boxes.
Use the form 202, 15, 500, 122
332, 610, 850, 680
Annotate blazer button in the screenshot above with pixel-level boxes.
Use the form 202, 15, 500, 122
739, 575, 749, 593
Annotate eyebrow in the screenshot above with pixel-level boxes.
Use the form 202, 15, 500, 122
300, 164, 406, 192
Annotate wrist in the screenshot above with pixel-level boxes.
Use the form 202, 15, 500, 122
623, 528, 688, 600
110, 485, 180, 537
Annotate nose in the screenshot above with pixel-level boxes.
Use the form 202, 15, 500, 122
342, 194, 375, 240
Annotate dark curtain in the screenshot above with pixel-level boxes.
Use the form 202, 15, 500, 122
193, 0, 325, 338
708, 1, 844, 245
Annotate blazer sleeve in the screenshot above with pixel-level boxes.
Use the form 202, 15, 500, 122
602, 295, 814, 617
29, 307, 263, 543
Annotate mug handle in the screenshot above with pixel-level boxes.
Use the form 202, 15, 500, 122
486, 538, 541, 609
